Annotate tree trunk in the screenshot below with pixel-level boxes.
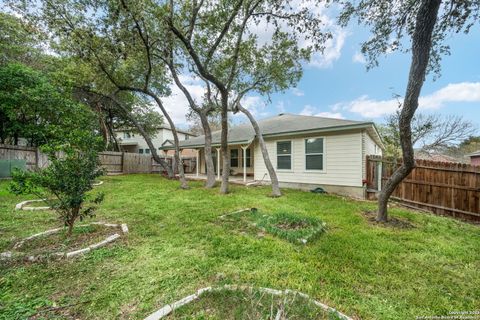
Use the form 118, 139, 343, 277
219, 91, 230, 194
377, 0, 441, 222
149, 95, 189, 189
108, 94, 174, 177
198, 111, 216, 188
237, 104, 281, 197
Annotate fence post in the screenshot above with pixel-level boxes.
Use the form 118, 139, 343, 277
121, 152, 125, 173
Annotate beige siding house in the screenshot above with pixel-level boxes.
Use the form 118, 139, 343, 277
164, 113, 383, 198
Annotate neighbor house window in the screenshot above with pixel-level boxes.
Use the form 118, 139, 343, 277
243, 148, 251, 168
185, 135, 189, 140
305, 138, 324, 170
230, 149, 239, 167
139, 149, 144, 154
277, 141, 291, 170
145, 148, 150, 154
123, 132, 135, 139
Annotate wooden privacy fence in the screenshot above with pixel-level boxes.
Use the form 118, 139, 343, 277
366, 155, 480, 221
0, 144, 196, 176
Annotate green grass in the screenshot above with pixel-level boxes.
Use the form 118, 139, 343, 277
1, 174, 479, 319
222, 209, 327, 244
168, 287, 343, 319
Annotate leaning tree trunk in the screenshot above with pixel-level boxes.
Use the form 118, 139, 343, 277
198, 111, 216, 188
108, 94, 174, 178
219, 91, 230, 194
237, 104, 281, 197
377, 0, 441, 222
150, 95, 189, 189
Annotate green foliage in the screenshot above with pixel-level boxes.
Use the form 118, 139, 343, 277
10, 134, 104, 235
0, 12, 46, 67
336, 0, 480, 77
0, 63, 98, 146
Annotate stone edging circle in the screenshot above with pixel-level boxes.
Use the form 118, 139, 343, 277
144, 285, 352, 320
0, 222, 129, 262
93, 180, 104, 186
15, 199, 51, 211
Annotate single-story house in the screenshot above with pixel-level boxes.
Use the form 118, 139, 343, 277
162, 113, 384, 198
468, 151, 480, 166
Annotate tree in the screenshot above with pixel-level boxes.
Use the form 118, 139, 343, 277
16, 0, 189, 187
187, 109, 223, 136
10, 131, 104, 237
168, 0, 330, 195
0, 12, 46, 67
380, 111, 476, 157
0, 63, 97, 146
338, 0, 480, 221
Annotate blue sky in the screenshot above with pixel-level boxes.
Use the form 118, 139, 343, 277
259, 25, 480, 129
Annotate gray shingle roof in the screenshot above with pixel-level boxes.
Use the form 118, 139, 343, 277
168, 113, 379, 149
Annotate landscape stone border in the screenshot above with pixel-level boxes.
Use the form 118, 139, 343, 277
0, 222, 128, 262
15, 179, 104, 210
144, 285, 352, 320
15, 199, 51, 211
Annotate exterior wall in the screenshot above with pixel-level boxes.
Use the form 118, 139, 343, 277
254, 130, 364, 188
471, 156, 480, 166
116, 128, 189, 154
198, 144, 255, 176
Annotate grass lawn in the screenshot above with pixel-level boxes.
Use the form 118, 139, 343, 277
1, 174, 479, 319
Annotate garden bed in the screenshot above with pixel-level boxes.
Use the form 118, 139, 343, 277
220, 208, 326, 244
1, 222, 128, 262
146, 286, 351, 320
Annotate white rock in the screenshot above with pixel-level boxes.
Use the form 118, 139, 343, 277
144, 305, 173, 320
171, 294, 198, 310
0, 251, 12, 259
66, 247, 90, 258
121, 224, 129, 233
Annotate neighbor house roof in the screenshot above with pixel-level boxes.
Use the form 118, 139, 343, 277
116, 125, 194, 137
161, 113, 383, 150
468, 150, 480, 157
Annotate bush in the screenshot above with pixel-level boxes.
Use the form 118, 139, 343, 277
10, 133, 104, 236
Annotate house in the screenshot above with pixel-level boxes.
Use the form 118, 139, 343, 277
162, 113, 384, 198
414, 150, 460, 163
468, 151, 480, 166
115, 125, 195, 156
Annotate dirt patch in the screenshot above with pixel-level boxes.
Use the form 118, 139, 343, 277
12, 224, 119, 257
363, 211, 415, 229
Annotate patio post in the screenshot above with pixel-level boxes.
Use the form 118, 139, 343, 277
216, 148, 221, 180
196, 149, 199, 177
241, 146, 247, 182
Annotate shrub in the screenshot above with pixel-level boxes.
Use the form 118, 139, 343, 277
10, 132, 104, 236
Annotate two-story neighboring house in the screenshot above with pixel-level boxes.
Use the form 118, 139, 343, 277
115, 126, 195, 156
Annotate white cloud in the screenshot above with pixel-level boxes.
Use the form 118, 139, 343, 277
310, 30, 347, 68
299, 105, 344, 119
246, 0, 346, 69
291, 88, 304, 96
335, 82, 480, 118
161, 75, 206, 125
352, 51, 366, 64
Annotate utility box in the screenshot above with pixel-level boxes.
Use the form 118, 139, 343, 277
0, 159, 27, 178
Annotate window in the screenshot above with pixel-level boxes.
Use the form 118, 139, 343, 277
139, 149, 144, 154
305, 138, 324, 170
230, 149, 239, 167
185, 135, 189, 140
123, 132, 135, 139
277, 141, 291, 170
244, 148, 251, 168
145, 148, 150, 154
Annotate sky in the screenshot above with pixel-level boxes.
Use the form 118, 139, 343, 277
165, 13, 480, 133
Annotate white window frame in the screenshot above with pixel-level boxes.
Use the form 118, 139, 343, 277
304, 137, 326, 173
276, 140, 293, 171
